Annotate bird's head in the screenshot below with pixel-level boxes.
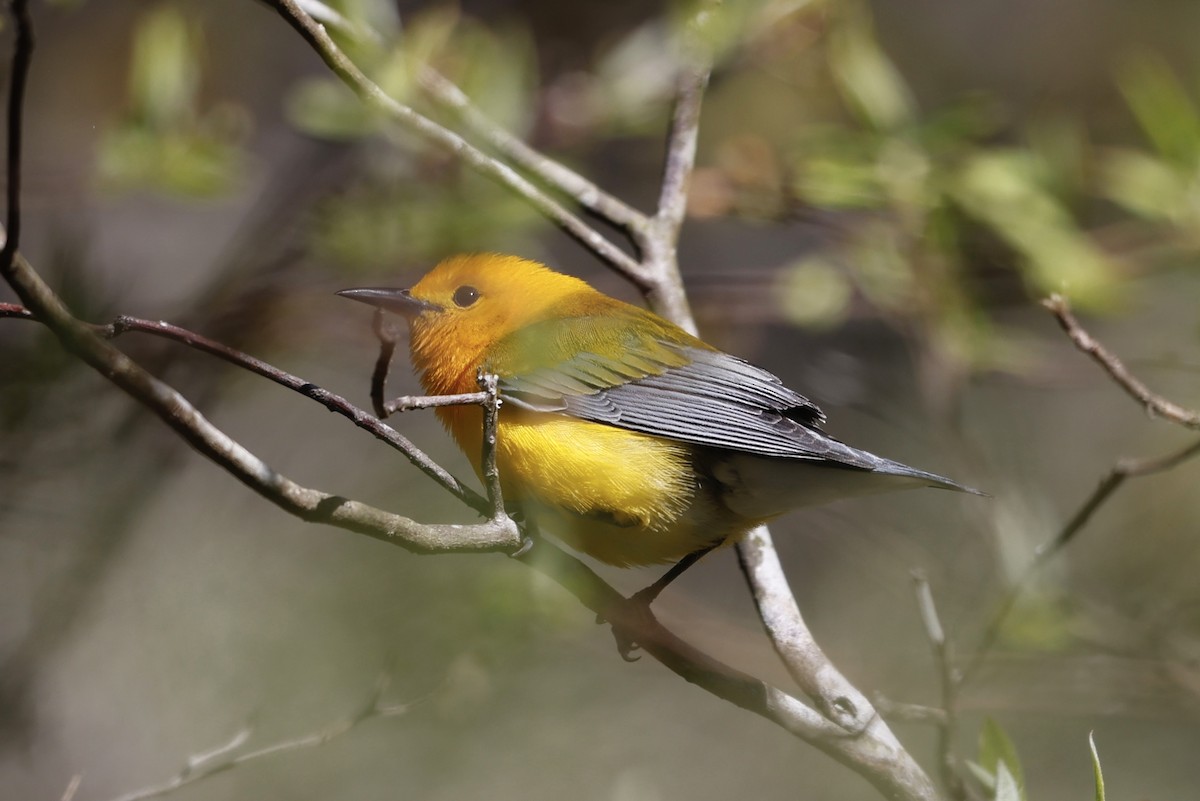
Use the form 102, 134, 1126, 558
338, 253, 596, 385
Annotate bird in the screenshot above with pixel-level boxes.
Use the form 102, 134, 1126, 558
339, 253, 978, 590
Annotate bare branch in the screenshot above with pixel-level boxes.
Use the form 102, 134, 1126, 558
912, 572, 968, 801
1044, 293, 1200, 430
963, 435, 1200, 682
294, 0, 648, 233
417, 67, 650, 233
959, 296, 1200, 682
88, 312, 491, 514
99, 675, 417, 801
0, 258, 520, 554
524, 538, 938, 801
0, 0, 33, 268
476, 371, 506, 522
634, 31, 711, 332
261, 0, 649, 285
60, 774, 82, 801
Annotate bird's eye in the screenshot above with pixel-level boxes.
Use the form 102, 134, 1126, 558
452, 285, 480, 308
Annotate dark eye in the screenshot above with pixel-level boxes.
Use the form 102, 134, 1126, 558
452, 285, 480, 307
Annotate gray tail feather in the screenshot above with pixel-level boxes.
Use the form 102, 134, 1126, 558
874, 458, 988, 497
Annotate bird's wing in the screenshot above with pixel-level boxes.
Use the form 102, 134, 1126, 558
489, 312, 893, 465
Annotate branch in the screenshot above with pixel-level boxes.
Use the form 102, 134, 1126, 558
0, 258, 520, 554
97, 673, 417, 801
912, 572, 968, 801
523, 539, 938, 801
0, 0, 32, 268
417, 67, 649, 234
957, 296, 1200, 681
295, 0, 649, 233
95, 312, 490, 515
962, 435, 1200, 682
1044, 294, 1200, 430
262, 0, 649, 286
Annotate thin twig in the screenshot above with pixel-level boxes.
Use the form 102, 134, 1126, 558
0, 300, 34, 319
100, 675, 416, 801
0, 0, 33, 268
962, 435, 1200, 683
417, 67, 649, 234
1, 256, 520, 553
385, 391, 489, 415
90, 312, 490, 515
60, 774, 82, 801
960, 296, 1200, 681
912, 572, 968, 801
292, 0, 649, 233
262, 0, 649, 286
370, 307, 399, 417
476, 371, 506, 522
522, 538, 938, 801
1044, 294, 1200, 430
635, 39, 710, 332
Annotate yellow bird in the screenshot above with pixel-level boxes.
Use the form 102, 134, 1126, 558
340, 253, 976, 575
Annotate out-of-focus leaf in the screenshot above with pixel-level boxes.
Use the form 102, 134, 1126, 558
1099, 148, 1191, 221
979, 718, 1026, 801
1089, 732, 1106, 801
450, 19, 537, 137
790, 128, 887, 209
998, 594, 1073, 652
876, 138, 931, 210
966, 761, 995, 795
286, 78, 380, 139
129, 5, 198, 127
993, 761, 1022, 801
828, 1, 914, 132
313, 171, 542, 273
1026, 115, 1089, 200
953, 151, 1119, 308
99, 6, 248, 197
846, 221, 913, 307
776, 257, 852, 328
1116, 52, 1200, 167
594, 20, 679, 133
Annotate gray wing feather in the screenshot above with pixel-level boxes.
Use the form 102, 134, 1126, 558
500, 344, 973, 490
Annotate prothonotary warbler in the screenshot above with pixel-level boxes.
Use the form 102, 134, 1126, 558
340, 253, 978, 577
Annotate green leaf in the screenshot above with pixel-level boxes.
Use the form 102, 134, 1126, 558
1090, 732, 1106, 801
776, 257, 852, 328
1116, 51, 1200, 167
965, 760, 996, 794
1100, 148, 1190, 221
993, 761, 1022, 801
128, 5, 199, 127
979, 718, 1026, 801
952, 151, 1119, 308
828, 1, 915, 132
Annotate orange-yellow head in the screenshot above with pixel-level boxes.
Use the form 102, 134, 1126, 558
338, 253, 608, 396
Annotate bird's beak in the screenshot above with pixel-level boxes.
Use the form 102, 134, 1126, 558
336, 287, 442, 318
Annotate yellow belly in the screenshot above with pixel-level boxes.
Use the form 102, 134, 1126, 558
442, 406, 755, 565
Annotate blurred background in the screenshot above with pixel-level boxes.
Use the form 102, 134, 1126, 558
2, 0, 1199, 798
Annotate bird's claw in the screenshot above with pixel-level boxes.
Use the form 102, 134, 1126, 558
508, 534, 535, 559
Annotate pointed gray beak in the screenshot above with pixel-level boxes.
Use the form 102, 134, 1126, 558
336, 287, 442, 318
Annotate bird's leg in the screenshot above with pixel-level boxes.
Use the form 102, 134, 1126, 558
604, 543, 720, 661
508, 510, 538, 560
630, 543, 719, 607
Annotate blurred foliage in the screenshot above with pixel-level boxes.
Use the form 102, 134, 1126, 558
686, 0, 1200, 372
99, 4, 249, 196
967, 718, 1027, 801
1102, 52, 1200, 234
1090, 733, 1106, 801
287, 1, 536, 139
